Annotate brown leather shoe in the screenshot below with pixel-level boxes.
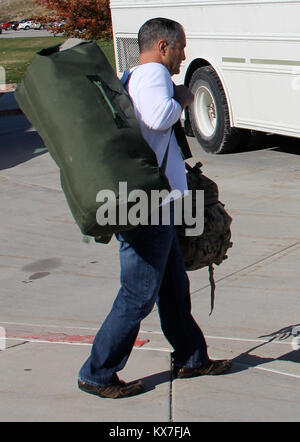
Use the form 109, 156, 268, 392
174, 359, 232, 379
78, 378, 144, 399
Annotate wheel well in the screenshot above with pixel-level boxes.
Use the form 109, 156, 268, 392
184, 58, 210, 87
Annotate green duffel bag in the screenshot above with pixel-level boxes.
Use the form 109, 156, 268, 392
15, 40, 170, 243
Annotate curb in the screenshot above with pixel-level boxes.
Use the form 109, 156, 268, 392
0, 83, 17, 93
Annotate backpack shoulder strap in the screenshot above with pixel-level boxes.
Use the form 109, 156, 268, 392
173, 120, 192, 160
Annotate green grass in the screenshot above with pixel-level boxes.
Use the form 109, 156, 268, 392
0, 37, 116, 84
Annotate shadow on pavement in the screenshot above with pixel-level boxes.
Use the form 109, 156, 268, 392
131, 324, 300, 384
232, 132, 300, 156
0, 116, 47, 170
137, 370, 171, 393
259, 323, 300, 342
0, 132, 47, 170
189, 130, 300, 156
231, 323, 300, 374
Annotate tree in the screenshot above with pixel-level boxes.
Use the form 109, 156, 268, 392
35, 0, 112, 40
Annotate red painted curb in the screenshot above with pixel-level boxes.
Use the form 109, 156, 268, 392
7, 331, 150, 347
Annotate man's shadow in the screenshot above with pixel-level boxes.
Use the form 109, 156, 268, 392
229, 323, 300, 374
134, 324, 300, 392
137, 370, 172, 393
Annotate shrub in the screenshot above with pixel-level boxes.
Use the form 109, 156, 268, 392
35, 0, 112, 40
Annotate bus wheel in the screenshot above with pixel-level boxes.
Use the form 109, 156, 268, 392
188, 66, 248, 154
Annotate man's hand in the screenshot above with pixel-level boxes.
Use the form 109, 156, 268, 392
173, 85, 194, 109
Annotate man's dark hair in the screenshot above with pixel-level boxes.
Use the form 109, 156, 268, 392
138, 18, 183, 52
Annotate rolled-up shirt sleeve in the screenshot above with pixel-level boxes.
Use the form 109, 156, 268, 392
129, 63, 182, 131
122, 62, 188, 195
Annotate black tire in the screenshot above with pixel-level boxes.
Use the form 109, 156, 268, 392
188, 66, 248, 154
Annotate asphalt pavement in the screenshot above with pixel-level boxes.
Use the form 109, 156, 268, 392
0, 28, 57, 38
0, 90, 299, 424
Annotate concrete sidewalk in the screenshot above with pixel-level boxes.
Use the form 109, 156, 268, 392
0, 92, 299, 422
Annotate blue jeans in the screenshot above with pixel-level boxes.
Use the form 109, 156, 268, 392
78, 206, 209, 387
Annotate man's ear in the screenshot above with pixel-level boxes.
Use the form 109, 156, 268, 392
158, 40, 168, 56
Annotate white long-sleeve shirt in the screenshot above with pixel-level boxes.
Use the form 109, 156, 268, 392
121, 62, 188, 195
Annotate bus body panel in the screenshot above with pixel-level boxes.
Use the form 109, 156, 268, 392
111, 0, 300, 138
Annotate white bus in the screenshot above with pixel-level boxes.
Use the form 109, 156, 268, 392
110, 0, 300, 153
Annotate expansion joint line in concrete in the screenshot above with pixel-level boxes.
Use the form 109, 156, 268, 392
169, 356, 174, 422
191, 241, 300, 296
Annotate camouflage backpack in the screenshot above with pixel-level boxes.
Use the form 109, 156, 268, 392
176, 162, 233, 314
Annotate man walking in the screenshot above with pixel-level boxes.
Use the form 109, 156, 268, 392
78, 18, 231, 399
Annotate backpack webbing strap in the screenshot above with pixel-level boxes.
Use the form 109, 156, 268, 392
208, 264, 216, 316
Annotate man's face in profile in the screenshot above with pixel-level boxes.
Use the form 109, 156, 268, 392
162, 28, 186, 76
